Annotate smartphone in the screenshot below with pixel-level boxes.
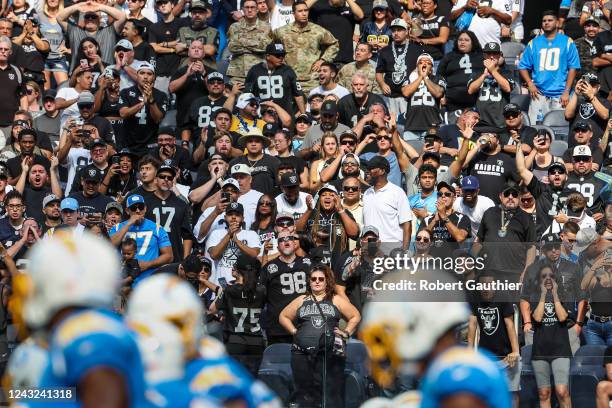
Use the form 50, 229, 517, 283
424, 136, 436, 145
221, 191, 231, 202
74, 117, 84, 127
103, 67, 114, 79
80, 59, 89, 70
367, 237, 377, 257
112, 156, 120, 165
218, 277, 228, 289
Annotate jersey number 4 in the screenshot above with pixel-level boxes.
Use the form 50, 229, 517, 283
257, 76, 284, 99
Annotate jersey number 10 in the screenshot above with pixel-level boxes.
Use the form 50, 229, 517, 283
538, 48, 560, 71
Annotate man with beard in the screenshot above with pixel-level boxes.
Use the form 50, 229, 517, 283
245, 42, 305, 116
517, 143, 574, 236
119, 62, 168, 157
499, 103, 536, 156
562, 121, 604, 169
68, 167, 113, 216
453, 176, 495, 239
16, 158, 62, 223
154, 254, 204, 289
66, 137, 109, 196
229, 128, 280, 195
337, 43, 380, 94
260, 230, 311, 344
187, 72, 228, 144
575, 16, 600, 76
298, 100, 351, 160
227, 92, 266, 136
275, 172, 312, 220
565, 73, 610, 145
110, 194, 173, 282
192, 110, 242, 166
40, 194, 61, 234
6, 217, 41, 267
149, 127, 192, 184
337, 72, 386, 128
565, 145, 607, 222
6, 128, 50, 186
78, 90, 116, 146
175, 1, 219, 70
451, 122, 520, 203
146, 163, 193, 262
308, 62, 349, 100
472, 181, 537, 285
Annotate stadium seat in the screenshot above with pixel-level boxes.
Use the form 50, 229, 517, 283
522, 112, 530, 126
258, 343, 293, 403
345, 340, 369, 407
444, 110, 461, 126
501, 42, 525, 70
510, 94, 530, 113
570, 345, 607, 408
160, 109, 177, 129
549, 140, 569, 157
542, 110, 570, 141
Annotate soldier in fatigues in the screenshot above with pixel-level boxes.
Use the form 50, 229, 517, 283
226, 0, 272, 83
272, 0, 339, 94
337, 42, 381, 94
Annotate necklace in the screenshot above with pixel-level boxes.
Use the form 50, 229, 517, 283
391, 41, 408, 85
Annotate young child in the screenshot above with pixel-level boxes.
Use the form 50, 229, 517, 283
117, 238, 140, 312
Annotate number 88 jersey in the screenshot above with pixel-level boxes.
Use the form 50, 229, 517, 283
259, 256, 311, 336
245, 62, 304, 116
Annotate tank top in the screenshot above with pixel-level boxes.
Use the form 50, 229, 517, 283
590, 277, 612, 316
531, 155, 562, 183
294, 296, 340, 349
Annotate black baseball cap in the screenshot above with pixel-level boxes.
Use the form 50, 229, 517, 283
573, 120, 592, 131
226, 202, 244, 215
503, 103, 521, 117
320, 101, 338, 115
266, 42, 286, 56
547, 162, 566, 174
366, 156, 390, 172
483, 42, 501, 53
280, 172, 300, 188
263, 122, 279, 136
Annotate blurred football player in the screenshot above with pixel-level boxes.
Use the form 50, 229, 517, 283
127, 274, 281, 408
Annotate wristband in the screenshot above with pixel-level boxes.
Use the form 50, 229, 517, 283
577, 321, 585, 327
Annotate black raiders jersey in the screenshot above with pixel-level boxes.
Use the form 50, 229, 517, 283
118, 86, 168, 154
216, 284, 266, 336
566, 171, 607, 215
187, 95, 227, 136
245, 63, 303, 115
403, 74, 446, 131
469, 69, 514, 127
259, 256, 311, 336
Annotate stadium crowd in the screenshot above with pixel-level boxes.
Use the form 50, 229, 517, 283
0, 0, 609, 405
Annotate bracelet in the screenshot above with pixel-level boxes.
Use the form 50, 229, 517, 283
522, 322, 531, 326
338, 209, 345, 214
577, 321, 585, 327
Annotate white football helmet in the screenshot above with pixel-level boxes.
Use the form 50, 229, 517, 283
14, 231, 121, 330
130, 318, 185, 384
126, 274, 205, 358
4, 336, 48, 389
360, 301, 469, 387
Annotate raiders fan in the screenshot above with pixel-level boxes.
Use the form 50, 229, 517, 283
517, 146, 573, 236
145, 162, 194, 261
245, 42, 305, 116
566, 145, 607, 220
259, 231, 311, 345
467, 42, 514, 128
401, 53, 445, 139
118, 61, 169, 156
186, 72, 228, 141
451, 121, 520, 203
565, 72, 611, 145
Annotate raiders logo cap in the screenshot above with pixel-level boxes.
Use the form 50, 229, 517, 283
231, 164, 251, 176
280, 172, 299, 188
572, 145, 592, 157
226, 202, 244, 215
483, 42, 501, 53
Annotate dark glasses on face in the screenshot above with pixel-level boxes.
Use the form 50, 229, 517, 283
541, 273, 554, 278
248, 101, 259, 107
84, 14, 99, 20
78, 103, 93, 110
310, 276, 325, 282
504, 113, 519, 119
439, 192, 453, 197
503, 190, 519, 198
276, 220, 294, 227
259, 201, 273, 206
549, 170, 565, 175
376, 135, 391, 141
574, 156, 591, 163
26, 88, 35, 95
278, 236, 295, 243
415, 236, 430, 242
343, 161, 358, 167
340, 140, 355, 146
157, 175, 173, 181
343, 186, 359, 192
130, 203, 145, 211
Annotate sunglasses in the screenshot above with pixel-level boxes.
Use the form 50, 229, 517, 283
208, 79, 224, 85
259, 201, 274, 206
415, 236, 430, 242
574, 156, 591, 163
78, 103, 94, 110
26, 88, 35, 95
340, 140, 356, 146
504, 113, 519, 119
541, 273, 554, 279
157, 174, 173, 181
264, 109, 276, 115
439, 192, 453, 197
502, 190, 519, 198
549, 170, 565, 175
310, 276, 325, 282
343, 161, 358, 166
248, 101, 259, 107
84, 14, 99, 20
376, 135, 391, 141
116, 47, 131, 53
278, 236, 295, 243
130, 203, 145, 211
343, 186, 359, 192
276, 219, 294, 227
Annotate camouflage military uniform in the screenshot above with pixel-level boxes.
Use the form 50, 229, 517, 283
272, 22, 339, 94
177, 25, 220, 70
337, 61, 381, 94
226, 19, 272, 83
575, 37, 597, 75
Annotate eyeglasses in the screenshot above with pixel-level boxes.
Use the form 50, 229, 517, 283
278, 236, 295, 243
574, 156, 591, 163
248, 101, 259, 107
276, 219, 294, 227
340, 140, 355, 146
343, 186, 359, 192
343, 161, 358, 167
502, 190, 519, 198
504, 113, 519, 119
415, 236, 430, 242
130, 203, 145, 211
439, 192, 453, 197
259, 201, 273, 206
157, 174, 173, 181
310, 276, 325, 282
7, 204, 23, 210
376, 135, 391, 141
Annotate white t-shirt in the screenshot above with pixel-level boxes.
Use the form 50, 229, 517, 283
192, 207, 225, 244
308, 84, 350, 100
508, 0, 524, 40
205, 229, 261, 283
56, 87, 80, 130
64, 147, 91, 196
452, 195, 495, 238
270, 3, 294, 30
452, 0, 509, 47
238, 189, 263, 230
275, 191, 311, 220
363, 182, 413, 244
